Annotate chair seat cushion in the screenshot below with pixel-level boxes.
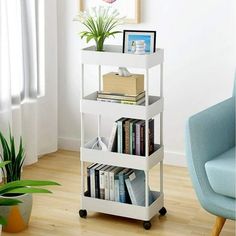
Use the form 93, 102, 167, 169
205, 147, 235, 198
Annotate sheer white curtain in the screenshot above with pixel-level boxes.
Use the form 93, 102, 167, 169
0, 0, 45, 165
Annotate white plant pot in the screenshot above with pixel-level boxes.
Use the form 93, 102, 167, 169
0, 194, 32, 233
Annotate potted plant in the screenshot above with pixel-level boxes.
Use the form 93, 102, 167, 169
74, 6, 124, 51
0, 131, 60, 233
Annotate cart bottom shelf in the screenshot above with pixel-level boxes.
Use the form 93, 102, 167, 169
81, 191, 164, 221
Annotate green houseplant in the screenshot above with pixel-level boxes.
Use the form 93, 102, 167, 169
0, 131, 60, 233
74, 6, 124, 51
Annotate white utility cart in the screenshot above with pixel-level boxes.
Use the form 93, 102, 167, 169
79, 45, 166, 230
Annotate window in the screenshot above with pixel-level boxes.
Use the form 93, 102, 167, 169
0, 0, 45, 105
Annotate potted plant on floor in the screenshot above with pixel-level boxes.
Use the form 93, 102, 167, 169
0, 131, 60, 233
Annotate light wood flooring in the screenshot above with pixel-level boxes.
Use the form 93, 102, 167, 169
2, 150, 235, 236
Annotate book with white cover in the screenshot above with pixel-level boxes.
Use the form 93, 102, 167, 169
99, 165, 109, 199
108, 123, 117, 152
125, 170, 154, 206
109, 167, 123, 201
104, 166, 115, 200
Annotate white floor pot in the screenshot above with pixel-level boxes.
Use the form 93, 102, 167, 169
0, 194, 32, 233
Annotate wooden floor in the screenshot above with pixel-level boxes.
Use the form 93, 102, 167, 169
2, 150, 235, 236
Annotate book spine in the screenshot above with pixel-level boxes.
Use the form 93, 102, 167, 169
90, 168, 95, 198
132, 122, 136, 155
119, 173, 126, 203
122, 122, 126, 153
114, 176, 120, 202
120, 101, 137, 105
149, 119, 154, 155
109, 172, 115, 201
125, 178, 137, 205
104, 171, 110, 200
140, 122, 145, 156
108, 123, 117, 151
129, 121, 133, 154
97, 98, 120, 103
135, 123, 141, 156
99, 170, 105, 199
124, 120, 130, 154
87, 167, 91, 197
95, 168, 100, 199
117, 121, 122, 153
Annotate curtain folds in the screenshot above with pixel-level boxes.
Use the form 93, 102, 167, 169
0, 0, 39, 165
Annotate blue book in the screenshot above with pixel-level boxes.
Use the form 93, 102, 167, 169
125, 170, 154, 206
118, 168, 130, 203
114, 172, 120, 202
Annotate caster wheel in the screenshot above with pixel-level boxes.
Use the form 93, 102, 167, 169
159, 207, 167, 216
143, 221, 151, 230
79, 209, 87, 218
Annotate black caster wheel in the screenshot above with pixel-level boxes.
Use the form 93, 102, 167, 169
79, 209, 87, 218
143, 221, 151, 230
159, 207, 167, 216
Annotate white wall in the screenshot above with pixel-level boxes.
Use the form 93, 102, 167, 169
37, 0, 58, 155
57, 0, 236, 166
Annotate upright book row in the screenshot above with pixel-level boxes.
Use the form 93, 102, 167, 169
86, 163, 155, 207
108, 118, 155, 156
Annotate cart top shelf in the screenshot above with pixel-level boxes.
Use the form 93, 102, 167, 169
81, 45, 164, 69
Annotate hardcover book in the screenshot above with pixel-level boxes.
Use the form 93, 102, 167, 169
90, 164, 100, 198
99, 165, 109, 199
125, 170, 155, 206
118, 168, 130, 203
135, 120, 144, 156
124, 119, 131, 154
95, 164, 105, 199
97, 97, 145, 105
97, 91, 145, 102
117, 118, 127, 153
87, 163, 97, 197
108, 122, 117, 152
109, 167, 123, 201
104, 166, 115, 200
114, 172, 120, 202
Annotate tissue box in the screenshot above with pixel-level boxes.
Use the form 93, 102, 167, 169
103, 72, 144, 96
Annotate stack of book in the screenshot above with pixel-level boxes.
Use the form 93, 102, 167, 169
97, 91, 145, 105
98, 72, 145, 105
108, 118, 155, 156
86, 164, 154, 206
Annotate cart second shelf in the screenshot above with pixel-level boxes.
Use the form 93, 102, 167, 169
81, 138, 163, 171
81, 191, 163, 221
81, 92, 163, 119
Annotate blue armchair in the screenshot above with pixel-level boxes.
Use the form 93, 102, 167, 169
185, 79, 235, 235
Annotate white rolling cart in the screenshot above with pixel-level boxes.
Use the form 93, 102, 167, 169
79, 45, 167, 230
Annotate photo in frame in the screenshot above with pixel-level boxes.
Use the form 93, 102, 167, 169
78, 0, 141, 24
122, 30, 156, 54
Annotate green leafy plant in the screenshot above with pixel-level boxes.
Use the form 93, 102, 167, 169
74, 6, 124, 51
0, 130, 25, 183
0, 161, 60, 225
0, 131, 60, 226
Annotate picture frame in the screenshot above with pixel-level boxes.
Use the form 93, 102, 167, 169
122, 30, 156, 54
78, 0, 141, 24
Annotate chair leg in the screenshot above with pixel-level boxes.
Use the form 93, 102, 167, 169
211, 216, 226, 236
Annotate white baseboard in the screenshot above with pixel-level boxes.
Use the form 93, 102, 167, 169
58, 137, 80, 151
164, 151, 187, 167
58, 137, 187, 167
